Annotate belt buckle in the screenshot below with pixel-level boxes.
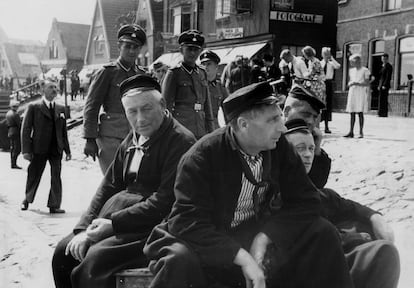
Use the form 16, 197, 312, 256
194, 103, 202, 111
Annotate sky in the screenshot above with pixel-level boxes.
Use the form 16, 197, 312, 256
0, 0, 96, 43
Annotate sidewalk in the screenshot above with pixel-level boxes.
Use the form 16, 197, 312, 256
1, 112, 414, 287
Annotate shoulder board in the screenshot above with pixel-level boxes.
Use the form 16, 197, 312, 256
103, 62, 116, 68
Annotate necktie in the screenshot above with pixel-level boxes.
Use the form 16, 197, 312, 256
49, 103, 54, 118
323, 61, 328, 75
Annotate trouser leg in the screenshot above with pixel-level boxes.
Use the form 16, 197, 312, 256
48, 153, 63, 208
96, 136, 122, 175
52, 233, 79, 288
346, 240, 400, 288
25, 154, 48, 203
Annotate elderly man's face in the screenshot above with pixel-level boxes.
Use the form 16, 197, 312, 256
43, 81, 58, 101
285, 132, 315, 173
284, 101, 319, 130
242, 104, 287, 152
122, 91, 165, 138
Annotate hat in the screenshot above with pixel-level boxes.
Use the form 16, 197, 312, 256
153, 61, 167, 71
117, 24, 146, 46
223, 81, 278, 121
9, 99, 19, 107
178, 30, 204, 48
288, 84, 325, 113
120, 74, 161, 97
284, 118, 310, 135
199, 50, 220, 64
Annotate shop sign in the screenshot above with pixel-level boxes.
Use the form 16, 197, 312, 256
271, 0, 294, 10
270, 11, 323, 24
217, 27, 244, 40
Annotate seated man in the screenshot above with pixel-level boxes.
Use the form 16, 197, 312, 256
283, 88, 400, 288
144, 81, 353, 288
52, 75, 196, 288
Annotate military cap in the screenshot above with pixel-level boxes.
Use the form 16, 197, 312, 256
117, 24, 146, 46
178, 30, 204, 48
223, 81, 278, 121
288, 84, 325, 113
120, 74, 161, 97
284, 118, 310, 135
199, 50, 220, 64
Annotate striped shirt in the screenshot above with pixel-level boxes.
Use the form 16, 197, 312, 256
231, 152, 268, 228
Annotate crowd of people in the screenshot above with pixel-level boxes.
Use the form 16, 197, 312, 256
5, 24, 400, 288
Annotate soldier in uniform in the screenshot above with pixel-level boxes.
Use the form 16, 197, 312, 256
162, 29, 214, 139
5, 100, 22, 169
199, 50, 228, 128
83, 24, 147, 174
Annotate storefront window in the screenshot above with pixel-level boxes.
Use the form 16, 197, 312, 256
399, 37, 414, 87
281, 45, 304, 56
172, 5, 191, 35
386, 0, 401, 11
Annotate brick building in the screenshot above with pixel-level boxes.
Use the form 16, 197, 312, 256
334, 0, 414, 116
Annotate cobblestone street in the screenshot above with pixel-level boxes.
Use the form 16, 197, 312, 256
1, 112, 413, 287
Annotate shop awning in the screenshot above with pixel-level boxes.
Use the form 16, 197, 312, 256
44, 67, 63, 78
220, 42, 268, 64
152, 52, 183, 68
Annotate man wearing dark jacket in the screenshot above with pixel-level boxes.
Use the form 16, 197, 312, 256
144, 81, 352, 288
378, 53, 393, 117
6, 100, 22, 169
21, 79, 71, 213
283, 88, 400, 288
52, 75, 195, 288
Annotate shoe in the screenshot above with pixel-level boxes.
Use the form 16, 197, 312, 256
344, 132, 354, 138
11, 165, 22, 169
49, 208, 66, 214
358, 133, 364, 138
21, 200, 28, 211
324, 129, 332, 134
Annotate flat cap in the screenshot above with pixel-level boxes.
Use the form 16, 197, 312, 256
223, 81, 277, 121
120, 74, 161, 97
284, 118, 309, 135
199, 50, 220, 64
118, 24, 146, 46
178, 30, 204, 48
288, 84, 325, 113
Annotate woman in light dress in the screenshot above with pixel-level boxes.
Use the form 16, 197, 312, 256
344, 54, 370, 138
301, 46, 326, 103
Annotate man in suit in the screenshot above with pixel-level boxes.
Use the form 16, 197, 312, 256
5, 100, 22, 169
378, 53, 393, 117
144, 81, 352, 288
83, 24, 147, 174
52, 75, 196, 288
21, 79, 71, 213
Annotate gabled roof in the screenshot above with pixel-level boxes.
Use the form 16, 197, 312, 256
3, 42, 43, 77
99, 0, 139, 60
55, 21, 90, 60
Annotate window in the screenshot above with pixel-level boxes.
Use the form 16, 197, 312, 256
386, 0, 401, 11
49, 39, 58, 59
216, 0, 231, 19
236, 0, 251, 13
172, 5, 191, 35
94, 34, 105, 56
399, 37, 414, 87
281, 45, 305, 57
343, 42, 363, 90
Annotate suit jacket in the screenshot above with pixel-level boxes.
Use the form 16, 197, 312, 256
166, 126, 321, 268
21, 100, 70, 155
378, 62, 393, 89
5, 109, 21, 138
74, 114, 196, 235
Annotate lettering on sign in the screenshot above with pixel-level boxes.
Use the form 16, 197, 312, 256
271, 0, 294, 10
270, 11, 323, 24
217, 27, 244, 40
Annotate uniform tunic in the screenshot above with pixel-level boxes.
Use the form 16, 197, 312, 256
208, 79, 228, 128
83, 58, 145, 173
162, 63, 214, 139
